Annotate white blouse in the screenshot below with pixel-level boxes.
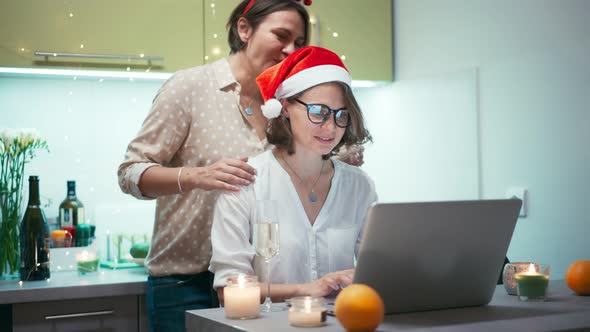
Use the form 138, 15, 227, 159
210, 149, 377, 288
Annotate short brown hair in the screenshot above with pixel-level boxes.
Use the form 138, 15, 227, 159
266, 82, 372, 159
227, 0, 310, 54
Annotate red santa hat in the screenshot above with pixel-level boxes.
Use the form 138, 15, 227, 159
256, 46, 351, 119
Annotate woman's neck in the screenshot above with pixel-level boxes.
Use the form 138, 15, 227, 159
228, 52, 261, 100
275, 149, 328, 182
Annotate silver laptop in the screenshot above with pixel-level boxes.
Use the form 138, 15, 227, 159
353, 199, 521, 314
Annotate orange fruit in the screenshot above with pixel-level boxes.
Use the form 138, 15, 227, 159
334, 284, 384, 332
566, 260, 590, 296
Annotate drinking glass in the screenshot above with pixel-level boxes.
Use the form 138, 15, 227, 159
253, 200, 283, 312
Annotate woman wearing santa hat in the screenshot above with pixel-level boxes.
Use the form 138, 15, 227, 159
210, 46, 376, 305
118, 1, 311, 331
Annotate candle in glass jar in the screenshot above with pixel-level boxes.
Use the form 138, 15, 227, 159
224, 275, 260, 319
515, 263, 550, 301
288, 296, 327, 327
76, 249, 99, 274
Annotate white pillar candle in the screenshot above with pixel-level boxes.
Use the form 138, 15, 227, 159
288, 296, 327, 327
224, 275, 260, 319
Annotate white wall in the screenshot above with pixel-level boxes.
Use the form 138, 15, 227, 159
393, 0, 590, 277
356, 69, 479, 202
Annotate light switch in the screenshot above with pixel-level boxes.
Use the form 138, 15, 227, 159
506, 187, 527, 217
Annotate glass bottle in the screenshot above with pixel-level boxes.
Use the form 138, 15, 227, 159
19, 176, 51, 281
59, 180, 85, 227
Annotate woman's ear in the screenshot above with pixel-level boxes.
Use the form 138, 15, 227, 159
237, 17, 252, 43
280, 99, 290, 118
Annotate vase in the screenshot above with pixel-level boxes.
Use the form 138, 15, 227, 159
0, 203, 21, 280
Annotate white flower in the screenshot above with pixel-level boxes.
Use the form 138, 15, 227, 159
0, 128, 17, 145
0, 128, 46, 156
0, 128, 17, 155
18, 128, 41, 151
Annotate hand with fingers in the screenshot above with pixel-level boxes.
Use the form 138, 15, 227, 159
302, 269, 355, 297
187, 157, 257, 192
334, 144, 365, 166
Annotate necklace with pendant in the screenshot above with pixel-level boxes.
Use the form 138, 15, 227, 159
241, 94, 254, 116
282, 153, 325, 203
245, 101, 253, 115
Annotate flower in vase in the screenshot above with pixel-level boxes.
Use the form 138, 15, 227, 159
0, 128, 48, 277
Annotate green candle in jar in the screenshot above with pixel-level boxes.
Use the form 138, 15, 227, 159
515, 263, 549, 300
76, 250, 99, 274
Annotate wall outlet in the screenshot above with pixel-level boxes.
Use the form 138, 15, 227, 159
506, 187, 527, 217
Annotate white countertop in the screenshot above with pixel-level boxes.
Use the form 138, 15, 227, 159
0, 268, 147, 304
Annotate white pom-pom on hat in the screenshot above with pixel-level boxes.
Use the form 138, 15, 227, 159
256, 46, 351, 120
261, 98, 282, 119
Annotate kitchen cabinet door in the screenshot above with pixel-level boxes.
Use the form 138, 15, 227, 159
203, 0, 237, 64
201, 0, 393, 81
308, 0, 393, 81
0, 0, 204, 72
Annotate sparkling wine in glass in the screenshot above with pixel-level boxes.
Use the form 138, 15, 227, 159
253, 200, 283, 312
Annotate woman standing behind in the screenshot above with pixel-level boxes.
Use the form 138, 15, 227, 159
118, 1, 310, 331
210, 46, 376, 302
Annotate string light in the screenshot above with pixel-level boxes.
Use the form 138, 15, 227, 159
0, 67, 380, 87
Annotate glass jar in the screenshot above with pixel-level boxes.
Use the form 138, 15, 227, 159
502, 262, 534, 295
76, 240, 100, 275
288, 296, 327, 327
223, 275, 260, 319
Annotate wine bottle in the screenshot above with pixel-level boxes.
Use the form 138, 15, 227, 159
19, 175, 51, 281
59, 180, 85, 227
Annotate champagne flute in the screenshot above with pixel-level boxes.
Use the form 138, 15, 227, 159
253, 200, 283, 312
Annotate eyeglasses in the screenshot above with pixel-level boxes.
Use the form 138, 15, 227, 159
294, 99, 351, 128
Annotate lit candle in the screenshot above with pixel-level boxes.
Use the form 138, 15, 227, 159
223, 275, 260, 319
288, 296, 327, 327
76, 249, 99, 274
515, 263, 550, 301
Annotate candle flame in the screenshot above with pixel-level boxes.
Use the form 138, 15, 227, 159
304, 298, 312, 311
528, 263, 536, 273
237, 274, 246, 287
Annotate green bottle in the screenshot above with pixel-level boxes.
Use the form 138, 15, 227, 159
19, 176, 50, 281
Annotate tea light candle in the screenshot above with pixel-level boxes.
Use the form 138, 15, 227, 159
515, 263, 550, 301
76, 250, 99, 274
224, 275, 260, 319
288, 296, 327, 328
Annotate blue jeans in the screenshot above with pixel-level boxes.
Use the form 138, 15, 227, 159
146, 271, 219, 332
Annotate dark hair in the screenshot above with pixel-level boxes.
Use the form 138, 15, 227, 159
266, 82, 372, 159
227, 0, 310, 54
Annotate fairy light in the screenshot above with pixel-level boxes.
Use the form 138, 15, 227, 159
0, 68, 380, 87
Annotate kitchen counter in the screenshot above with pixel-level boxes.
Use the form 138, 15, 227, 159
187, 280, 590, 332
0, 268, 148, 304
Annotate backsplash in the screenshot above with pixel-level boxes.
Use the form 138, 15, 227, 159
1, 73, 161, 248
